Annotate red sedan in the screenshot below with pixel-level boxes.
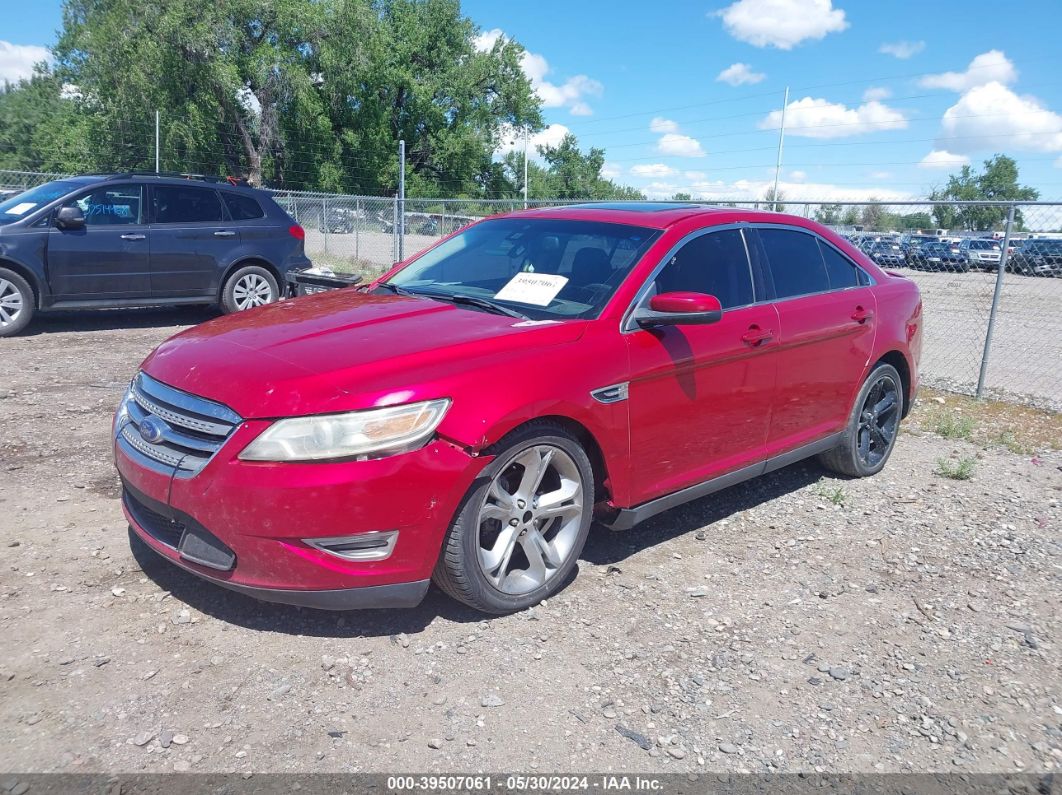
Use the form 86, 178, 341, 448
114, 202, 922, 614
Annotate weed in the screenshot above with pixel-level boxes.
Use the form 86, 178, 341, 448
935, 456, 976, 480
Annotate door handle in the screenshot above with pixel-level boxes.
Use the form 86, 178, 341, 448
741, 326, 774, 347
120, 233, 146, 240
214, 230, 236, 237
851, 306, 874, 323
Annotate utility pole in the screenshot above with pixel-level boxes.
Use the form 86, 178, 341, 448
771, 86, 789, 211
155, 110, 160, 173
398, 139, 406, 261
523, 127, 529, 209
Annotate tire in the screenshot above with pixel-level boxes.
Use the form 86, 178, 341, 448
220, 265, 279, 314
0, 267, 35, 338
432, 422, 594, 614
819, 362, 903, 478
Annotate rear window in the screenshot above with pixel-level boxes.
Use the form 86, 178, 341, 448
222, 192, 265, 220
818, 240, 865, 289
154, 185, 224, 224
758, 228, 830, 299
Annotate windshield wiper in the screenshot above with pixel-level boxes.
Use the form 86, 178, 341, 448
375, 282, 416, 296
417, 290, 528, 320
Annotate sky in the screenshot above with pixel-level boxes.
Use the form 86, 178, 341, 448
3, 0, 1062, 201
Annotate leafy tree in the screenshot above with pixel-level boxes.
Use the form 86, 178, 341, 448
670, 192, 692, 201
929, 155, 1038, 231
534, 133, 642, 200
840, 206, 860, 226
861, 200, 885, 230
763, 186, 785, 212
814, 203, 843, 225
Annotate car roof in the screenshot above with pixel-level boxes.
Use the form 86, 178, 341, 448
65, 173, 258, 193
495, 202, 806, 230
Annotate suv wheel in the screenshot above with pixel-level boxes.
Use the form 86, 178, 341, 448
0, 268, 34, 337
221, 266, 279, 313
819, 362, 903, 478
433, 423, 594, 614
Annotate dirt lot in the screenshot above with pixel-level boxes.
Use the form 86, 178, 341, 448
0, 309, 1060, 775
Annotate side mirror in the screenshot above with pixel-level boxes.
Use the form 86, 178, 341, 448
634, 291, 723, 328
56, 205, 85, 230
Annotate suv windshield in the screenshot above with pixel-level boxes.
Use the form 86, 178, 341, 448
0, 180, 81, 223
385, 218, 660, 320
967, 240, 1000, 250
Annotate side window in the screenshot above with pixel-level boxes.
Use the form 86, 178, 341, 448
652, 229, 754, 309
758, 228, 830, 299
222, 192, 264, 220
64, 186, 143, 226
153, 186, 225, 224
818, 239, 864, 289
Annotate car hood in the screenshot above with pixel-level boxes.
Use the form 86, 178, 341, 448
141, 290, 588, 418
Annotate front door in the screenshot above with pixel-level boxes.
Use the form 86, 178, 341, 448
148, 184, 237, 297
625, 227, 779, 506
46, 184, 151, 299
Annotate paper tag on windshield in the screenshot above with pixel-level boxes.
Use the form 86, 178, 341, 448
494, 273, 568, 306
7, 202, 35, 216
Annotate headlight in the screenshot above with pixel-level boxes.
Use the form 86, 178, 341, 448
113, 383, 134, 434
238, 399, 451, 462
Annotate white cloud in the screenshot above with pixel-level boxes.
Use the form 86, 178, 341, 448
714, 0, 847, 50
641, 177, 911, 203
789, 170, 807, 181
870, 170, 892, 179
918, 150, 971, 170
716, 62, 766, 86
937, 81, 1062, 153
919, 50, 1017, 92
879, 40, 925, 59
474, 28, 602, 116
600, 161, 621, 179
760, 96, 907, 138
495, 123, 571, 157
649, 117, 678, 134
0, 41, 50, 83
630, 163, 677, 178
657, 133, 706, 157
862, 86, 891, 102
684, 170, 707, 180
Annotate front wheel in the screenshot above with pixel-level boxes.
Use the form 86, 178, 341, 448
819, 362, 903, 478
0, 268, 34, 337
433, 423, 594, 614
220, 265, 279, 314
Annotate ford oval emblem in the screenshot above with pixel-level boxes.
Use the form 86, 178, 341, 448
139, 415, 168, 445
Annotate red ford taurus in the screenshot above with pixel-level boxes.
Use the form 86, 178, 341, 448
114, 202, 922, 614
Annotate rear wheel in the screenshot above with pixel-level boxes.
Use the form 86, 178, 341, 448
819, 362, 903, 478
433, 423, 594, 614
221, 265, 279, 314
0, 268, 34, 338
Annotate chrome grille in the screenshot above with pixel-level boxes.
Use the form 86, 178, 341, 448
116, 372, 242, 477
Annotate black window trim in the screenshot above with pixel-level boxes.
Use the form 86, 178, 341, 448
749, 223, 876, 305
621, 222, 761, 333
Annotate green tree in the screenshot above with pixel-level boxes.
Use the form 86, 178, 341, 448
814, 203, 843, 225
840, 206, 860, 227
763, 186, 785, 212
536, 133, 642, 200
861, 200, 885, 230
670, 192, 692, 201
929, 155, 1038, 231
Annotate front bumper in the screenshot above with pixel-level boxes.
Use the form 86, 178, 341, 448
116, 419, 488, 610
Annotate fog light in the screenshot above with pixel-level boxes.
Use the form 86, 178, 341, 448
303, 530, 398, 562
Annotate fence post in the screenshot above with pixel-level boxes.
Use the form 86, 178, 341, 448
398, 139, 406, 262
322, 194, 329, 254
355, 197, 360, 262
976, 203, 1015, 398
392, 195, 399, 264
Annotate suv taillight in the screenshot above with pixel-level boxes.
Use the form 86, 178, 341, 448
288, 224, 305, 241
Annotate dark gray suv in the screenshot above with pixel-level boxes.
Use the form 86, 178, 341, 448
0, 173, 311, 336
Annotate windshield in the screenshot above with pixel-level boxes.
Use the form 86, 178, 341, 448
968, 240, 1000, 250
385, 218, 661, 320
0, 181, 80, 223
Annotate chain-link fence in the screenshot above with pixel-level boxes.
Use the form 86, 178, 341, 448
1, 171, 1058, 409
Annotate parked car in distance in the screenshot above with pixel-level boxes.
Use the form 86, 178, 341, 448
900, 234, 940, 264
1010, 239, 1062, 277
959, 238, 1002, 271
115, 203, 922, 614
0, 173, 310, 337
910, 240, 968, 272
866, 240, 907, 268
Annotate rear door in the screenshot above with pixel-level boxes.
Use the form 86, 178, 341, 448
624, 226, 779, 505
148, 184, 239, 297
46, 183, 151, 299
750, 227, 877, 457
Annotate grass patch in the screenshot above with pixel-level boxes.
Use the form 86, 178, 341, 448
814, 484, 847, 506
935, 456, 976, 480
909, 388, 1060, 455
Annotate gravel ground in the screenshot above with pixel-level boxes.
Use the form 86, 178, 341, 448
0, 308, 1060, 775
